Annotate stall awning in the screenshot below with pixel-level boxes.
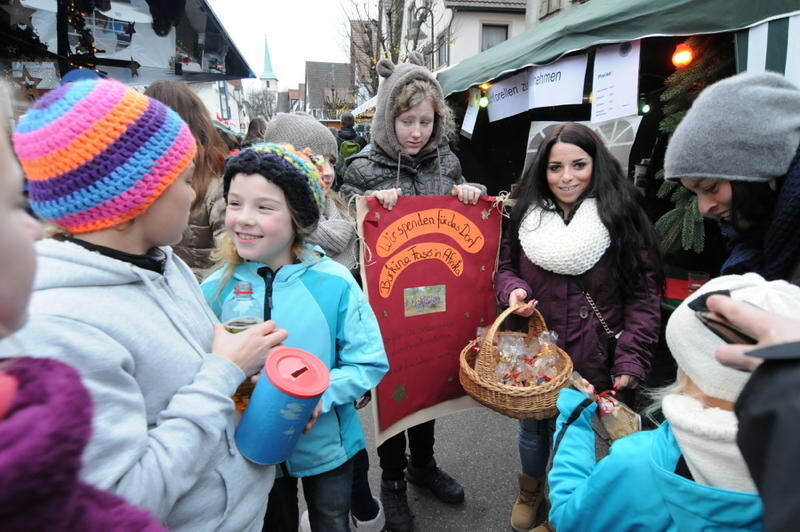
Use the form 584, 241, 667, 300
353, 95, 377, 118
735, 14, 800, 86
437, 0, 800, 97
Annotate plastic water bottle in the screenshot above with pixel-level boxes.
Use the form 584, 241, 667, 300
221, 282, 262, 332
221, 282, 263, 412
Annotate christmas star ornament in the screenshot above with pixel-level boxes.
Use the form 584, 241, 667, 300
128, 58, 140, 77
2, 0, 35, 27
12, 65, 42, 99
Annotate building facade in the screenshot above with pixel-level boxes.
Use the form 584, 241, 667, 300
380, 1, 526, 71
304, 62, 353, 119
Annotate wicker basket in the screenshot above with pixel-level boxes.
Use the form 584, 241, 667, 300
459, 304, 573, 419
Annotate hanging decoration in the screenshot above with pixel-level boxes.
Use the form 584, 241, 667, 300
1, 0, 36, 27
12, 65, 42, 100
66, 0, 104, 58
145, 0, 186, 37
127, 57, 139, 77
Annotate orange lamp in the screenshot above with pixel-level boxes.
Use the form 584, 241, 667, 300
672, 43, 694, 68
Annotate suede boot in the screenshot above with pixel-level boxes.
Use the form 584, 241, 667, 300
511, 474, 544, 532
530, 521, 555, 532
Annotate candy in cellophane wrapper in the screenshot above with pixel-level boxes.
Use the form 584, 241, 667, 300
483, 330, 563, 387
569, 371, 641, 441
596, 391, 641, 440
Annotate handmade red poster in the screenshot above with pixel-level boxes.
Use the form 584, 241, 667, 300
357, 195, 502, 439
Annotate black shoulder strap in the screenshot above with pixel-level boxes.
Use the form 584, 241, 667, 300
674, 454, 694, 480
552, 398, 595, 456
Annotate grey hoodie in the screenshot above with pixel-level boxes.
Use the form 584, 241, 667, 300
0, 239, 273, 532
340, 52, 485, 202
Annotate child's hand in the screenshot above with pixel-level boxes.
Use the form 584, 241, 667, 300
509, 288, 535, 317
570, 373, 596, 401
304, 400, 323, 433
212, 321, 288, 376
451, 184, 482, 205
372, 188, 403, 210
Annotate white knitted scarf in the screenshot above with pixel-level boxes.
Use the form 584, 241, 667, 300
518, 198, 611, 276
662, 394, 757, 493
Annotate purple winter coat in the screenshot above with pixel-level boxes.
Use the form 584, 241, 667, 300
494, 229, 661, 392
0, 357, 167, 532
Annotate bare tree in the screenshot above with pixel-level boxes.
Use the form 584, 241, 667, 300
323, 77, 354, 119
343, 0, 449, 100
243, 87, 277, 121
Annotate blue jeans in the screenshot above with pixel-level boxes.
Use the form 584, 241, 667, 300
263, 457, 355, 532
518, 417, 556, 479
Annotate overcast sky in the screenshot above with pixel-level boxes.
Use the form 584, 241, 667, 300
208, 0, 374, 89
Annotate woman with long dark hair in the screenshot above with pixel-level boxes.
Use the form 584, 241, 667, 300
144, 80, 229, 277
495, 122, 663, 532
664, 72, 800, 281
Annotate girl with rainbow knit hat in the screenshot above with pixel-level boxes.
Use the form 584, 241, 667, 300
201, 143, 389, 532
1, 78, 288, 532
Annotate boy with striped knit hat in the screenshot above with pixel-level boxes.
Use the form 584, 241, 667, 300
2, 78, 288, 532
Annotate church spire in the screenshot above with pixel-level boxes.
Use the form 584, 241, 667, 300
259, 38, 278, 81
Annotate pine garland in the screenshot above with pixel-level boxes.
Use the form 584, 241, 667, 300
655, 35, 733, 254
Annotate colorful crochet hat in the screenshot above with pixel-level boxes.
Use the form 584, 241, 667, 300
12, 79, 197, 234
222, 142, 325, 228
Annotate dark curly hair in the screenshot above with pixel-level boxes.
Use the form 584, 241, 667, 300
510, 122, 664, 298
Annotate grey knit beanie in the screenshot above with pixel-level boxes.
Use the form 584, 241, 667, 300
264, 112, 338, 158
372, 51, 445, 158
664, 72, 800, 183
664, 73, 800, 182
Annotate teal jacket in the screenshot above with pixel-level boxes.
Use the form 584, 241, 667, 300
549, 389, 763, 531
201, 249, 388, 477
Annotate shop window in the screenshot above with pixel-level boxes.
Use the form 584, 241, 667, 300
481, 24, 508, 52
539, 0, 561, 19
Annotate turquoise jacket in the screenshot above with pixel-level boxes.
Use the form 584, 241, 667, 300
201, 249, 388, 477
549, 389, 764, 531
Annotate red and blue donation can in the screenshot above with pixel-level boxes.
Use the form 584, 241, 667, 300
235, 346, 330, 464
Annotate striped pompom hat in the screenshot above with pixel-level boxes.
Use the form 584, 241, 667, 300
12, 78, 197, 234
222, 142, 326, 228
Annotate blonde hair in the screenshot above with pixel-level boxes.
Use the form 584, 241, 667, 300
642, 368, 727, 423
208, 193, 318, 306
392, 79, 457, 142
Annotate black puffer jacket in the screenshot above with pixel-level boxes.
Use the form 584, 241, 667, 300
336, 126, 367, 149
340, 142, 483, 201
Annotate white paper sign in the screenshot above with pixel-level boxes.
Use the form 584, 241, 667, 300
529, 54, 588, 109
461, 87, 480, 137
487, 69, 530, 122
591, 40, 641, 123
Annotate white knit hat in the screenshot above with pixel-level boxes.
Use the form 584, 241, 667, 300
666, 273, 800, 402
